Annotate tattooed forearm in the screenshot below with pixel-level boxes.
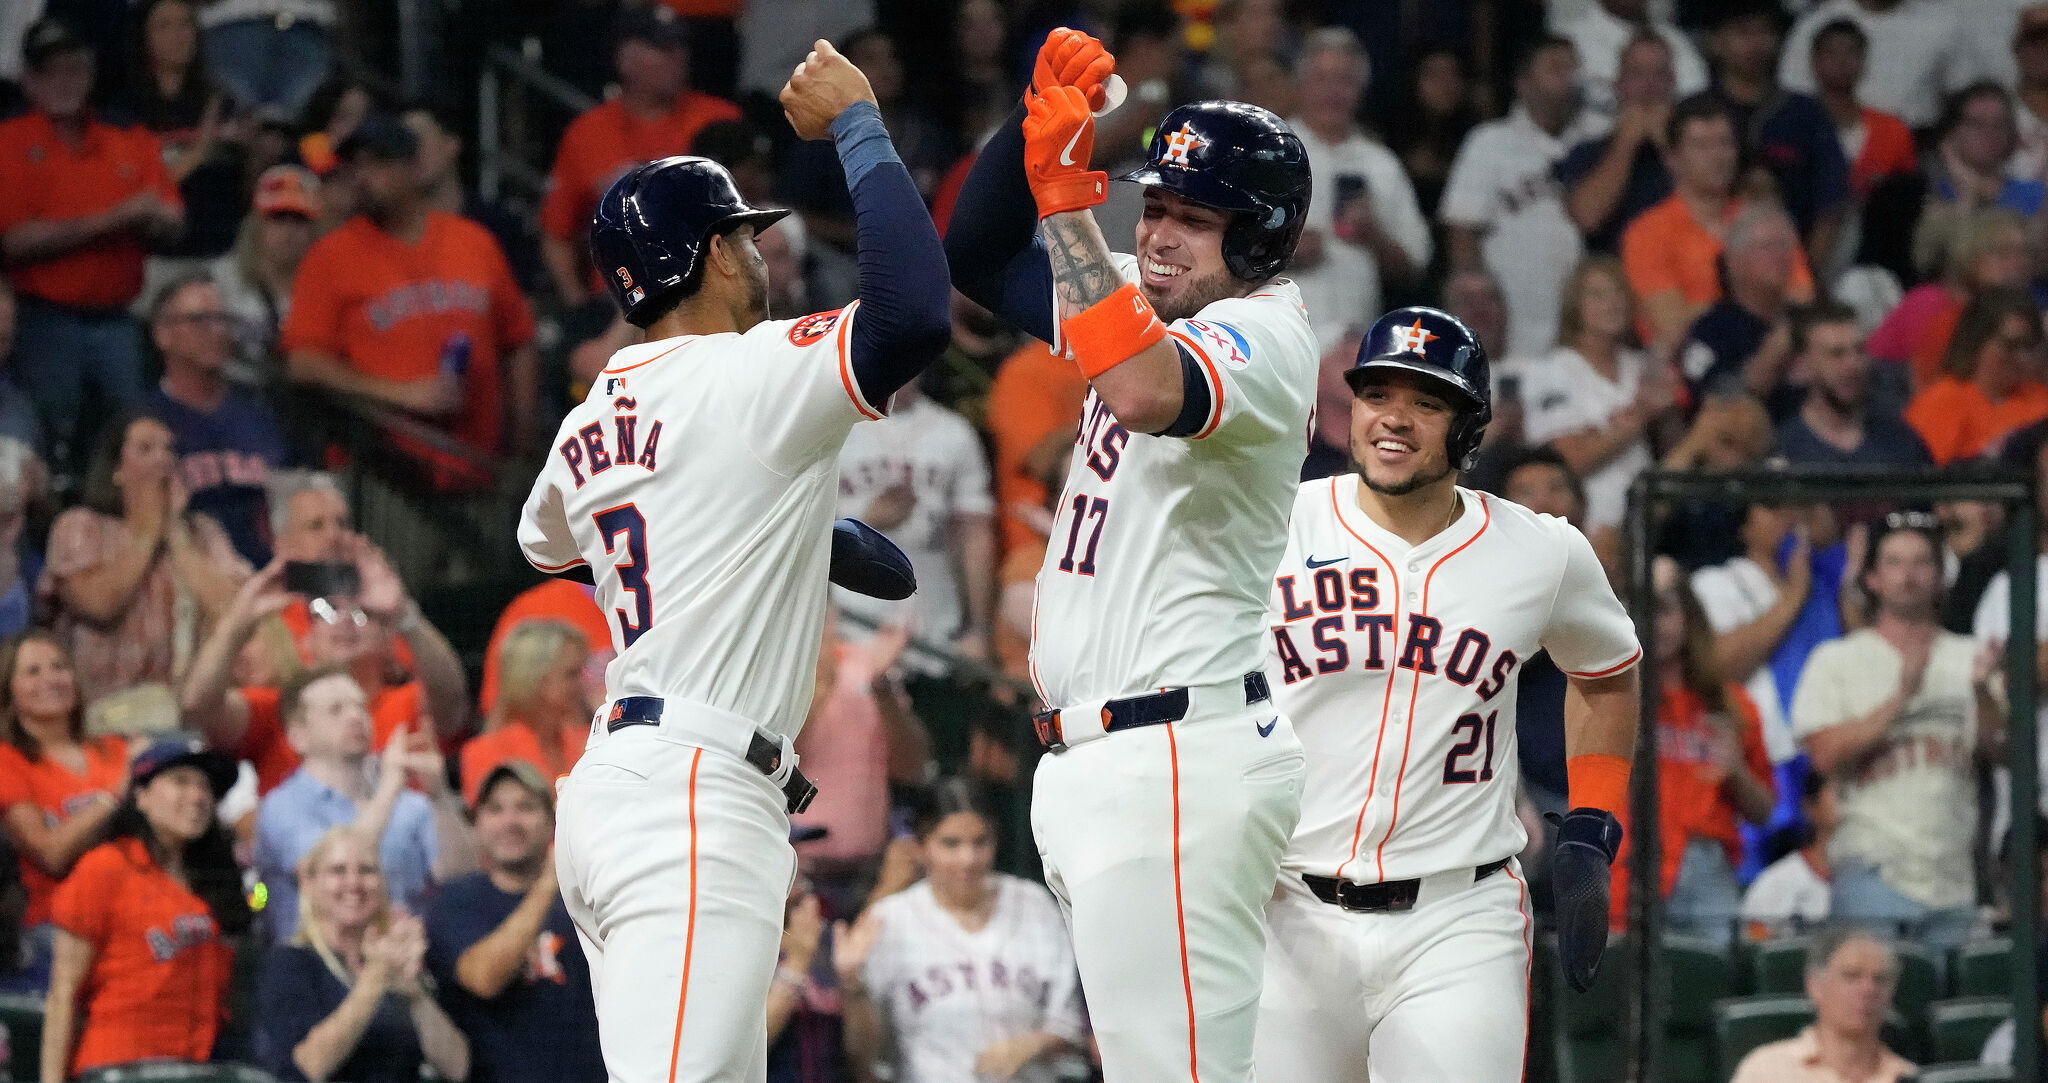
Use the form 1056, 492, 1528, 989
1040, 211, 1121, 318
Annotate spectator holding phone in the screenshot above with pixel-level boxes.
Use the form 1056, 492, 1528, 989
42, 738, 248, 1081
256, 827, 470, 1083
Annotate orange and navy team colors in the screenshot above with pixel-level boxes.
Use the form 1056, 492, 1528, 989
1608, 683, 1775, 926
281, 210, 536, 488
0, 112, 179, 309
0, 736, 129, 926
51, 836, 234, 1076
540, 92, 741, 281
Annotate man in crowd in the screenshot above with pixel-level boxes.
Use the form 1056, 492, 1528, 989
1443, 35, 1596, 356
1622, 96, 1814, 361
1777, 301, 1932, 466
1674, 205, 1803, 417
253, 663, 475, 939
1794, 517, 2006, 948
145, 273, 291, 567
1730, 927, 1915, 1082
1559, 32, 1677, 254
281, 113, 538, 500
1285, 28, 1431, 348
0, 18, 181, 473
1553, 0, 1707, 121
427, 762, 604, 1083
407, 104, 543, 297
539, 5, 740, 310
1779, 0, 1982, 131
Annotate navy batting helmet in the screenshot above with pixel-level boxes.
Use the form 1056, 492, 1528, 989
1119, 101, 1311, 281
591, 156, 788, 327
1348, 306, 1493, 471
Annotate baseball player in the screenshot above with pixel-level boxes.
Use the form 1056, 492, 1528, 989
946, 30, 1317, 1082
1255, 307, 1643, 1082
516, 42, 950, 1083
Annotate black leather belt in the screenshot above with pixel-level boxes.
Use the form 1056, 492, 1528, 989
1303, 857, 1511, 913
606, 696, 818, 814
1034, 672, 1271, 752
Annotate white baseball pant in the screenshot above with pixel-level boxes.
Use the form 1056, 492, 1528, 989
1031, 698, 1305, 1083
556, 704, 799, 1083
1255, 860, 1534, 1082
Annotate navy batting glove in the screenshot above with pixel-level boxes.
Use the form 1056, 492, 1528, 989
1548, 807, 1623, 993
830, 518, 917, 600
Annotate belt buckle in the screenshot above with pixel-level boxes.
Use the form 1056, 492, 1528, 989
1339, 880, 1418, 913
786, 775, 818, 815
1033, 708, 1066, 752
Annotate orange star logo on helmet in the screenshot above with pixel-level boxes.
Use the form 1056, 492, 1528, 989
1389, 318, 1438, 355
1161, 122, 1207, 167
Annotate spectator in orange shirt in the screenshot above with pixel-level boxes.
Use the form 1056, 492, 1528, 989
460, 620, 594, 806
1620, 94, 1815, 360
0, 632, 128, 989
984, 340, 1087, 555
477, 579, 610, 719
42, 738, 248, 1082
0, 19, 183, 474
183, 553, 469, 795
1809, 19, 1916, 200
1906, 287, 2048, 464
1610, 555, 1776, 943
281, 113, 539, 492
539, 6, 741, 310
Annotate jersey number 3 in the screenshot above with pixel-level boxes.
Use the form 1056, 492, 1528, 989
595, 504, 654, 648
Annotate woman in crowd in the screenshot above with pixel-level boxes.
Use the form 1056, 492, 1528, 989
1867, 208, 2031, 389
1611, 556, 1777, 943
459, 619, 592, 805
210, 165, 322, 389
0, 633, 128, 991
1388, 44, 1480, 223
1913, 83, 2043, 281
39, 411, 248, 714
836, 778, 1084, 1083
256, 827, 469, 1083
1905, 287, 2048, 464
1521, 256, 1678, 532
124, 0, 245, 261
42, 739, 248, 1081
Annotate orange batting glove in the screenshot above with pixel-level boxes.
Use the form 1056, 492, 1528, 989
1033, 28, 1116, 111
1023, 84, 1107, 219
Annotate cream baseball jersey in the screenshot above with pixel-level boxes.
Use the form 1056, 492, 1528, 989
1265, 475, 1640, 883
518, 303, 883, 738
1030, 253, 1318, 708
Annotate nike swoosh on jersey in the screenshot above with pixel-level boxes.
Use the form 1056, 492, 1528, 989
1305, 555, 1346, 568
1059, 126, 1085, 167
1255, 716, 1279, 738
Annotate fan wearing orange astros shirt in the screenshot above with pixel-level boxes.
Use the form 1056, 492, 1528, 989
539, 6, 741, 310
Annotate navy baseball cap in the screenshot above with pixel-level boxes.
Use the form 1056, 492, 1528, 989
132, 736, 238, 798
22, 18, 91, 68
615, 5, 689, 50
336, 113, 419, 162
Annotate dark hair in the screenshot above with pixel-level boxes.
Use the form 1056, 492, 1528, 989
1666, 91, 1734, 150
80, 409, 176, 517
0, 631, 83, 760
130, 0, 214, 125
1496, 445, 1587, 508
1942, 286, 2040, 379
1810, 17, 1867, 55
1859, 512, 1944, 608
1512, 34, 1575, 81
1788, 299, 1860, 357
689, 120, 773, 171
279, 664, 355, 729
108, 793, 253, 936
910, 776, 997, 840
1938, 80, 2015, 144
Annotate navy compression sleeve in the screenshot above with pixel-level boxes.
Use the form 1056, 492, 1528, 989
834, 102, 953, 403
943, 100, 1057, 343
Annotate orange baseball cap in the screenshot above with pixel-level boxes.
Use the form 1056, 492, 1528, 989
255, 164, 321, 219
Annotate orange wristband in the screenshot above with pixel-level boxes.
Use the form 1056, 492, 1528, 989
1062, 283, 1166, 378
1566, 753, 1631, 813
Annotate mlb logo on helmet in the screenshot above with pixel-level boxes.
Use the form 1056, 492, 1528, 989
1161, 122, 1207, 167
615, 267, 644, 307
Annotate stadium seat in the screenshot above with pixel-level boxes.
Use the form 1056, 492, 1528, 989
1748, 936, 1811, 995
1955, 939, 2014, 997
1553, 937, 1632, 1083
1664, 935, 1737, 1083
1713, 995, 1815, 1080
1912, 1064, 2013, 1083
0, 995, 44, 1083
1893, 940, 1945, 1021
1929, 997, 2014, 1064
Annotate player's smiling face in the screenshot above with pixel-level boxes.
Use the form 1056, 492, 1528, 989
1136, 189, 1241, 323
1349, 371, 1457, 497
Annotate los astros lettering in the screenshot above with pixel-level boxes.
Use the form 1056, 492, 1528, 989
1271, 567, 1517, 698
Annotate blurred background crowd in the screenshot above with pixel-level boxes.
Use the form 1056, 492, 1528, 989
0, 0, 2045, 1080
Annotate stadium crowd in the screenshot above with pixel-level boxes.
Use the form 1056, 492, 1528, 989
0, 0, 2045, 1080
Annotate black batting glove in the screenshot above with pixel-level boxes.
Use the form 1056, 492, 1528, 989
1548, 807, 1624, 993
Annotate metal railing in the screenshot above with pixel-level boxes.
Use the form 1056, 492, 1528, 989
478, 39, 598, 204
